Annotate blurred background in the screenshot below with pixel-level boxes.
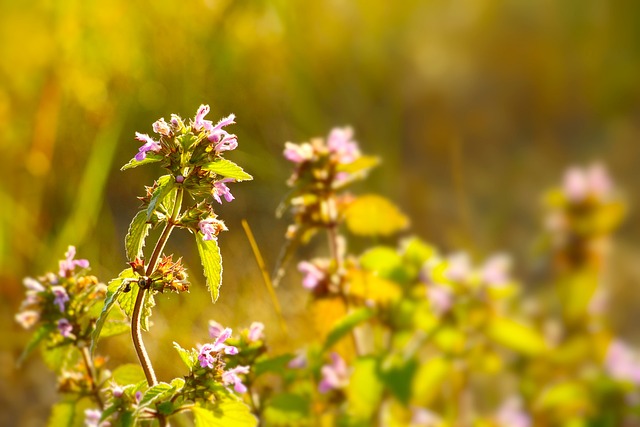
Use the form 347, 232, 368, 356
2, 0, 640, 424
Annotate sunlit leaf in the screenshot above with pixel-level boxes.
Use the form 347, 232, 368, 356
335, 155, 379, 174
173, 342, 196, 370
192, 399, 257, 427
91, 268, 134, 354
347, 269, 402, 304
346, 357, 384, 420
47, 401, 77, 427
112, 363, 146, 385
147, 175, 175, 220
262, 393, 310, 425
139, 382, 173, 407
412, 356, 450, 406
324, 307, 374, 351
202, 159, 253, 181
487, 317, 547, 356
125, 210, 151, 262
345, 195, 409, 237
121, 153, 163, 171
195, 233, 223, 302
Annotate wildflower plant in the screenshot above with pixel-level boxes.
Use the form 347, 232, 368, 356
17, 105, 257, 426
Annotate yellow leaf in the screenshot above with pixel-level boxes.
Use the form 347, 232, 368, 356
345, 195, 409, 237
487, 317, 547, 356
348, 268, 402, 304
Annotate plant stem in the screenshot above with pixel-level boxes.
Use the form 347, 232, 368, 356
81, 346, 104, 409
326, 223, 363, 356
131, 187, 183, 426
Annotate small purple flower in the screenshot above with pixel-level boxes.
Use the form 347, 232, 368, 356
135, 391, 142, 403
57, 318, 73, 338
23, 277, 44, 292
112, 385, 124, 398
209, 319, 225, 339
587, 163, 612, 199
222, 365, 250, 393
283, 142, 314, 163
198, 217, 226, 241
327, 127, 360, 164
170, 114, 183, 128
134, 132, 162, 161
288, 351, 307, 369
247, 322, 264, 342
495, 397, 531, 427
297, 261, 325, 290
605, 339, 640, 385
59, 246, 90, 277
563, 166, 588, 202
84, 408, 108, 427
15, 310, 40, 329
51, 285, 69, 312
446, 252, 471, 282
210, 130, 238, 153
213, 179, 235, 204
193, 104, 213, 132
427, 284, 453, 316
481, 254, 511, 287
318, 352, 350, 393
198, 327, 239, 369
152, 118, 171, 136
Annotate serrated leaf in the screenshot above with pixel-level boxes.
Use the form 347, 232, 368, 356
147, 175, 175, 220
192, 400, 257, 427
91, 269, 134, 354
139, 382, 173, 407
345, 195, 409, 237
195, 233, 223, 302
117, 283, 155, 331
18, 323, 55, 366
125, 210, 152, 262
121, 153, 163, 171
324, 307, 374, 351
487, 317, 548, 356
173, 342, 196, 369
140, 290, 155, 331
202, 159, 253, 181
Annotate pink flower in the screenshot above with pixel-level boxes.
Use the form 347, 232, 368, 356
297, 261, 325, 290
496, 397, 531, 427
288, 351, 307, 369
605, 339, 640, 384
198, 217, 227, 241
213, 179, 235, 204
427, 284, 453, 316
410, 407, 441, 426
134, 132, 161, 161
23, 277, 44, 292
152, 118, 171, 136
198, 328, 239, 369
84, 408, 106, 427
318, 352, 350, 393
15, 310, 40, 329
562, 163, 613, 203
481, 254, 511, 287
327, 127, 360, 164
51, 285, 69, 312
247, 322, 264, 342
222, 365, 250, 393
209, 320, 225, 339
446, 252, 471, 282
193, 104, 213, 132
207, 114, 238, 152
59, 246, 90, 277
58, 318, 73, 338
283, 142, 314, 163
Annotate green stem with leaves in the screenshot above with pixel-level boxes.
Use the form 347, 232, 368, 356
131, 186, 184, 425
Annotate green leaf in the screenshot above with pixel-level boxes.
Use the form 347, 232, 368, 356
263, 393, 310, 425
379, 357, 418, 405
195, 233, 223, 302
487, 316, 548, 356
324, 307, 374, 351
252, 354, 296, 377
147, 175, 175, 220
202, 159, 253, 181
91, 269, 134, 354
47, 401, 76, 427
112, 363, 146, 385
359, 246, 403, 279
125, 210, 152, 262
412, 356, 450, 406
345, 195, 409, 237
141, 290, 156, 331
346, 357, 384, 420
173, 341, 196, 369
335, 155, 379, 174
139, 382, 173, 407
117, 283, 155, 331
18, 323, 55, 365
192, 399, 257, 427
121, 153, 163, 171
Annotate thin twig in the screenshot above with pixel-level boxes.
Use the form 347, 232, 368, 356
81, 346, 104, 409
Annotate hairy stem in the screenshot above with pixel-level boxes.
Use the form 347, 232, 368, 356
81, 346, 104, 409
131, 187, 183, 426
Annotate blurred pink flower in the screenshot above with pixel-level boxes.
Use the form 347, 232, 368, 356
247, 322, 264, 342
563, 163, 613, 202
605, 339, 640, 384
297, 260, 325, 290
327, 127, 360, 164
427, 284, 453, 316
496, 397, 531, 427
57, 318, 73, 338
51, 285, 69, 312
446, 252, 471, 282
319, 352, 350, 393
283, 142, 314, 163
59, 246, 90, 277
222, 365, 250, 393
15, 310, 39, 329
481, 254, 511, 287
